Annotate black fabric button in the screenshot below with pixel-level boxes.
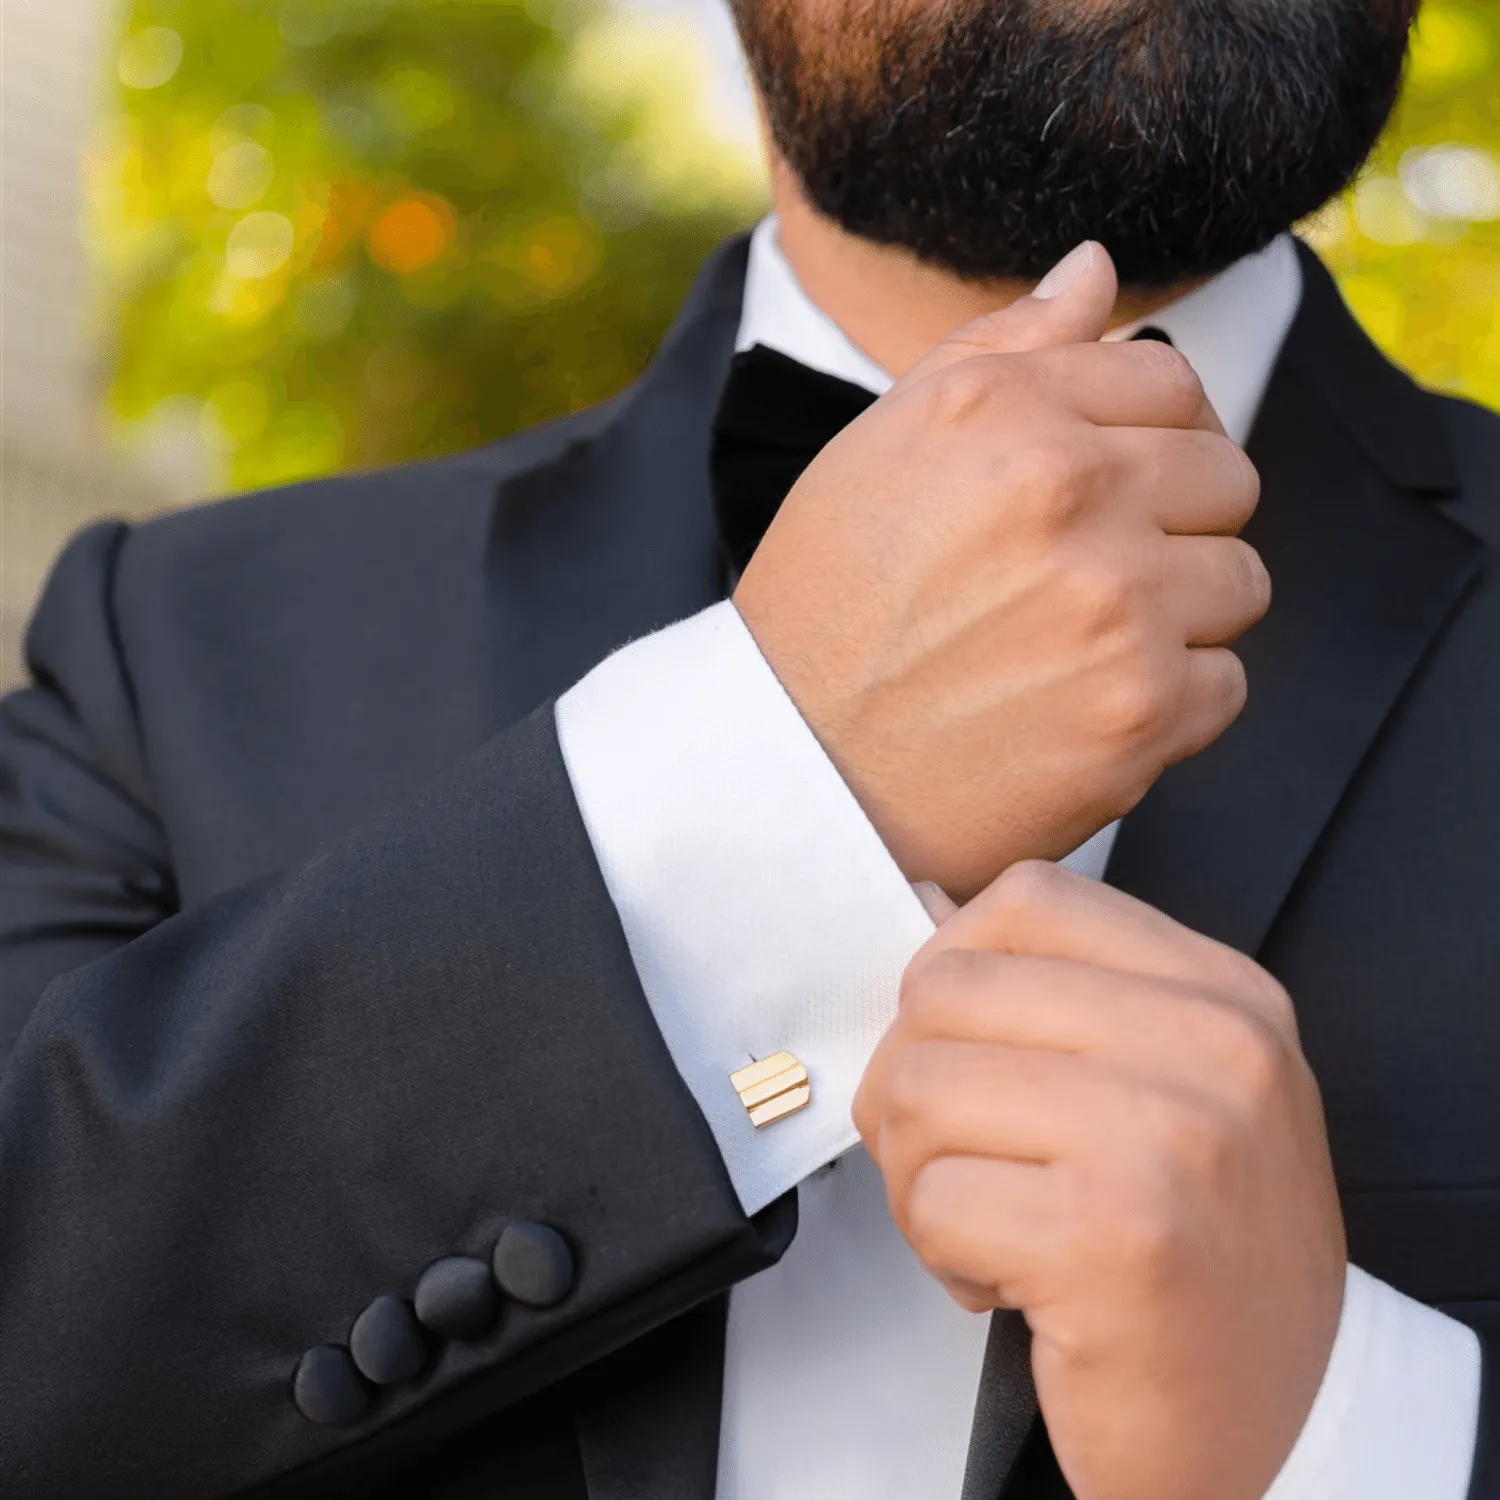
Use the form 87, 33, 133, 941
414, 1255, 501, 1340
293, 1345, 369, 1425
492, 1220, 575, 1308
349, 1295, 427, 1385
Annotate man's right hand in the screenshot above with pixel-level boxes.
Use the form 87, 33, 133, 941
733, 241, 1269, 898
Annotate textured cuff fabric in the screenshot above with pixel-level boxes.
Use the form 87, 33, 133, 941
1262, 1264, 1481, 1500
555, 600, 935, 1216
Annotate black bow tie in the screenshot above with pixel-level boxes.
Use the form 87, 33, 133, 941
709, 329, 1175, 578
709, 344, 878, 578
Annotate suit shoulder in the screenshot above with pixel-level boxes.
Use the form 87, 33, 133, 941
125, 402, 618, 567
112, 402, 621, 616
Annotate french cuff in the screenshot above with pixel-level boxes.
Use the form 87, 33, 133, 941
555, 600, 934, 1217
1261, 1263, 1481, 1500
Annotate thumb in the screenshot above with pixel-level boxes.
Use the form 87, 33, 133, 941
903, 241, 1118, 384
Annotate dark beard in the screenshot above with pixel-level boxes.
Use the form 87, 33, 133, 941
732, 0, 1419, 284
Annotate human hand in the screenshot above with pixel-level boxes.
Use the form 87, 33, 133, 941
853, 861, 1346, 1500
733, 242, 1269, 898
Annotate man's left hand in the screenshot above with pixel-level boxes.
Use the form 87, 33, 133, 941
853, 862, 1346, 1500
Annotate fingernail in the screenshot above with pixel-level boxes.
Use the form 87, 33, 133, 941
1033, 241, 1099, 300
913, 880, 959, 923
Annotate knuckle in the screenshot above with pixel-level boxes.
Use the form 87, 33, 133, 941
1109, 1185, 1184, 1288
1203, 1001, 1290, 1112
1230, 1033, 1286, 1115
1139, 1084, 1227, 1177
906, 1165, 961, 1266
1137, 341, 1205, 411
1094, 662, 1177, 747
1038, 1314, 1095, 1368
1196, 649, 1248, 721
1229, 442, 1263, 516
1227, 538, 1272, 617
944, 1276, 1001, 1315
1062, 552, 1134, 633
898, 950, 940, 1013
896, 965, 939, 1030
1173, 651, 1246, 761
992, 857, 1069, 919
900, 946, 984, 1021
1248, 967, 1299, 1035
1217, 651, 1250, 717
886, 1048, 944, 1126
1006, 442, 1094, 532
926, 361, 996, 428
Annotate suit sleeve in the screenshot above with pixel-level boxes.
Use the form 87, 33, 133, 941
0, 524, 792, 1499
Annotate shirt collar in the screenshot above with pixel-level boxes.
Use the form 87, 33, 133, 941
733, 215, 1304, 448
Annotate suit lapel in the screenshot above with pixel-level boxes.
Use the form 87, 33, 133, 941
975, 247, 1484, 1500
485, 237, 749, 726
1105, 245, 1480, 957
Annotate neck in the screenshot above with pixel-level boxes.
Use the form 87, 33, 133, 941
769, 155, 1206, 377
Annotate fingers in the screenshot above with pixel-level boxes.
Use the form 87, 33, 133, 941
1021, 342, 1222, 433
896, 240, 1226, 449
1161, 535, 1271, 646
894, 334, 1224, 438
896, 949, 1228, 1061
902, 341, 1221, 444
904, 1155, 1060, 1303
878, 949, 1300, 1134
1171, 646, 1251, 761
908, 242, 1119, 383
875, 1041, 1136, 1210
924, 860, 1285, 1027
1104, 427, 1260, 535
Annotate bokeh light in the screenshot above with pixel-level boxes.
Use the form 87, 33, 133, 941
1301, 0, 1500, 410
90, 0, 1497, 497
90, 0, 765, 491
366, 192, 456, 274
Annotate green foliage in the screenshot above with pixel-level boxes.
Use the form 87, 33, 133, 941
94, 0, 764, 490
96, 0, 1498, 496
1304, 0, 1500, 409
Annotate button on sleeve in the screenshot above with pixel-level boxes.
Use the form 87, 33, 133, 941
492, 1221, 575, 1308
293, 1345, 370, 1425
414, 1255, 502, 1341
349, 1296, 427, 1386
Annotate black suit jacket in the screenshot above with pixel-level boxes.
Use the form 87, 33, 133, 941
1, 235, 1498, 1500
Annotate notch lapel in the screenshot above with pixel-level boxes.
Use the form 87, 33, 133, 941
1105, 246, 1481, 956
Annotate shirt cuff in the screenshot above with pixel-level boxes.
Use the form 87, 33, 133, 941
1262, 1263, 1481, 1500
554, 600, 935, 1216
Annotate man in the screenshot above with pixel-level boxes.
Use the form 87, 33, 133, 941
0, 0, 1495, 1495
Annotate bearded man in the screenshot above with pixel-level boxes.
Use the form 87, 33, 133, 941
1, 0, 1496, 1495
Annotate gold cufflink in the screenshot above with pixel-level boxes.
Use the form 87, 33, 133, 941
731, 1051, 810, 1128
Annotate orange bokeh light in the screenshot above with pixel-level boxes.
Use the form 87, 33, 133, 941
366, 192, 456, 274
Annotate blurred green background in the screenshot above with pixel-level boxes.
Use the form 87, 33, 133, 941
94, 0, 1499, 497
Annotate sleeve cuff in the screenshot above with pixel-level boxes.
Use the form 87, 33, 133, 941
1262, 1263, 1481, 1500
555, 600, 934, 1216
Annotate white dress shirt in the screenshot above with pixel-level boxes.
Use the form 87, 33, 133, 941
555, 216, 1482, 1499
